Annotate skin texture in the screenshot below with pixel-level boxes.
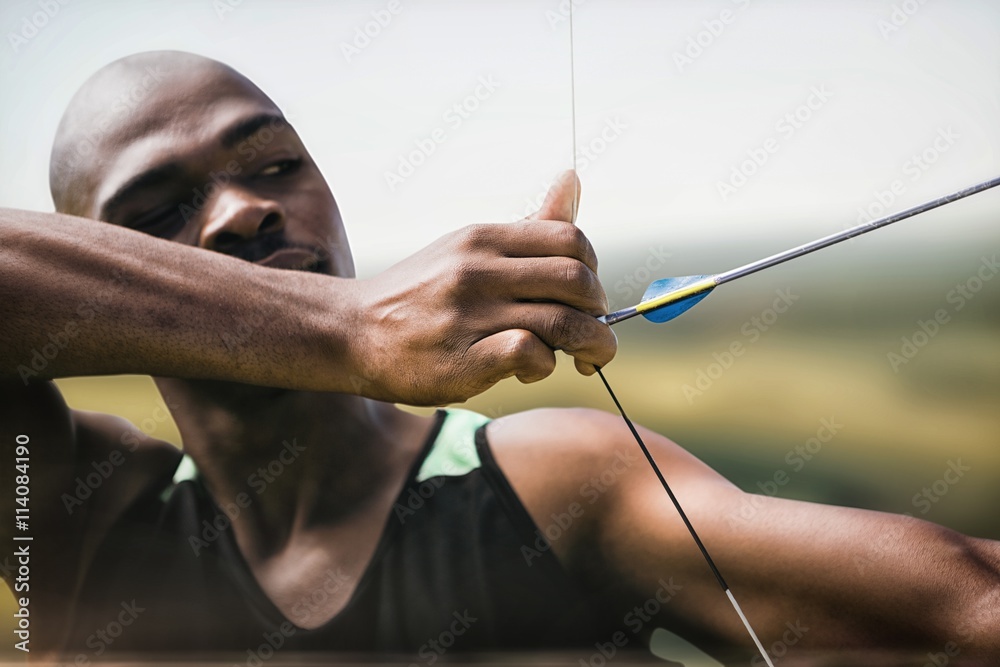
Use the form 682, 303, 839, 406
1, 51, 999, 663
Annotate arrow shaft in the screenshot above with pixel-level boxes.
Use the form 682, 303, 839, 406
601, 175, 1000, 325
715, 175, 1000, 285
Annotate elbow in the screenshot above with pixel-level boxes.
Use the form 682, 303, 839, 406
940, 534, 1000, 657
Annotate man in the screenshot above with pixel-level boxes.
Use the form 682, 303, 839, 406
1, 51, 998, 664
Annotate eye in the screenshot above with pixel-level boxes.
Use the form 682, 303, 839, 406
258, 158, 302, 177
127, 204, 187, 238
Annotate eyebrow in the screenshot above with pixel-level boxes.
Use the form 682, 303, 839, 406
99, 162, 184, 223
98, 112, 290, 222
220, 112, 288, 148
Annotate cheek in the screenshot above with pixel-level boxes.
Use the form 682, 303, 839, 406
283, 184, 354, 275
173, 220, 205, 247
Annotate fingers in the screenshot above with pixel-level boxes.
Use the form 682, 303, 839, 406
470, 304, 617, 385
438, 170, 610, 394
470, 330, 557, 385
574, 357, 597, 376
463, 220, 599, 273
487, 256, 608, 316
526, 170, 581, 224
499, 302, 617, 370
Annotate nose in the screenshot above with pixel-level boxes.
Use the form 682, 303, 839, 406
199, 187, 286, 251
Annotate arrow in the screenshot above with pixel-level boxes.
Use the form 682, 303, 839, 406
599, 175, 1000, 326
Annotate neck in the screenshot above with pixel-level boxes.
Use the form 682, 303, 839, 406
155, 378, 433, 559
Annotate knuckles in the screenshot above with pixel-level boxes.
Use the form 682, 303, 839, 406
551, 221, 585, 250
506, 330, 556, 382
561, 259, 595, 295
453, 223, 497, 254
547, 309, 586, 352
447, 257, 488, 298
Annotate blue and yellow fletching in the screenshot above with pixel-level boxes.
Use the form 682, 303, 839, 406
637, 275, 718, 323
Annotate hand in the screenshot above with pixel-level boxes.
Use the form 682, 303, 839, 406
349, 170, 616, 405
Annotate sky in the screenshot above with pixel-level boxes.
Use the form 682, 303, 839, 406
1, 0, 998, 276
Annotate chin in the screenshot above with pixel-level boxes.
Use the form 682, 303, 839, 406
186, 378, 293, 403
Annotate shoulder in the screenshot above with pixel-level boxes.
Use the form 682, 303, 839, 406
55, 411, 181, 585
485, 406, 733, 500
68, 409, 182, 518
482, 408, 653, 562
1, 381, 180, 566
483, 407, 737, 577
485, 407, 641, 489
1, 395, 182, 607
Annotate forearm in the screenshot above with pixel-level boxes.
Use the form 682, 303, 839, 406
0, 208, 359, 391
724, 496, 1000, 656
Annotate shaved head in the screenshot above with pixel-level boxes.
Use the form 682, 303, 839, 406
47, 49, 353, 280
50, 51, 281, 217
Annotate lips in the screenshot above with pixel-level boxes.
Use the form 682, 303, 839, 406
256, 247, 323, 271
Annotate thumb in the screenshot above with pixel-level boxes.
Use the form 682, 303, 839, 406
527, 169, 581, 224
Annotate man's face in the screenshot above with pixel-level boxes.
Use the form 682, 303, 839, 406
73, 60, 353, 277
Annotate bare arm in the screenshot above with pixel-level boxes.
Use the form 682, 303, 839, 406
0, 178, 614, 404
1, 207, 359, 392
489, 409, 1000, 663
595, 414, 1000, 661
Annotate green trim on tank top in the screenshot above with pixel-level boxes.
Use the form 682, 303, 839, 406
159, 453, 199, 502
415, 409, 491, 482
161, 408, 490, 501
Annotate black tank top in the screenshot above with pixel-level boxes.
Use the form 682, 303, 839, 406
58, 409, 631, 660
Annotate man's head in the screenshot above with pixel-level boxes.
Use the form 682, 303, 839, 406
50, 50, 353, 276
